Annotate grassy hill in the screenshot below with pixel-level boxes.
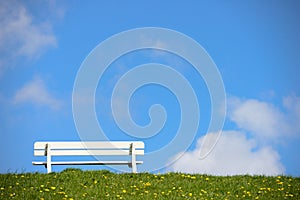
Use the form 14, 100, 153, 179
0, 168, 299, 199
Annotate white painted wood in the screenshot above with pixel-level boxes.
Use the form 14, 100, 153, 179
34, 149, 144, 156
33, 141, 144, 173
130, 143, 137, 173
34, 141, 144, 149
46, 143, 52, 173
32, 161, 143, 165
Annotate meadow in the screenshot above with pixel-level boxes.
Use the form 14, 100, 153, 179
0, 168, 299, 199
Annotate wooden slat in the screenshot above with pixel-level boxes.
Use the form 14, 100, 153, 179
34, 149, 144, 156
32, 161, 143, 165
34, 141, 144, 150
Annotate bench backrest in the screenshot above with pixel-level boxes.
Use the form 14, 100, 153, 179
33, 141, 144, 156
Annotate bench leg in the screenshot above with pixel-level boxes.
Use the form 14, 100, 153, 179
46, 143, 52, 173
130, 143, 137, 173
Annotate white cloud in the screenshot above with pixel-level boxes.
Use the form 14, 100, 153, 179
228, 98, 287, 140
0, 0, 57, 72
169, 131, 285, 176
283, 95, 300, 132
228, 96, 300, 141
14, 77, 61, 110
168, 95, 300, 175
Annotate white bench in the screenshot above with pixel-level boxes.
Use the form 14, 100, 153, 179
32, 141, 144, 173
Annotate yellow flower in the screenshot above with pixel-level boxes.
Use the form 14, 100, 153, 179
189, 193, 193, 196
51, 186, 56, 190
144, 182, 151, 187
122, 189, 126, 193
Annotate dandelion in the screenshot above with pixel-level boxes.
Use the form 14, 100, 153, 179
122, 189, 126, 193
189, 192, 193, 196
144, 182, 151, 187
51, 186, 56, 190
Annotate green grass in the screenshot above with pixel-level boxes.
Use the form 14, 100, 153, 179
0, 168, 299, 199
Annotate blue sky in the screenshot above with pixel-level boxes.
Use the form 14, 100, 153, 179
0, 1, 300, 176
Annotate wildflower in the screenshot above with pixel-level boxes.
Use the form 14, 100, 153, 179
122, 189, 126, 193
51, 186, 56, 190
144, 182, 151, 187
189, 193, 193, 196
